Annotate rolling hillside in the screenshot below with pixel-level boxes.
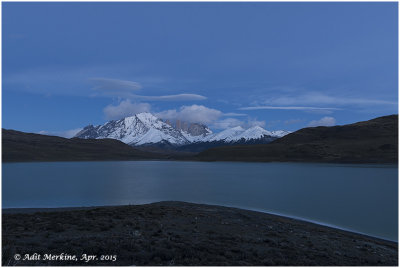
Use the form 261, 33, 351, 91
197, 115, 398, 163
2, 129, 168, 162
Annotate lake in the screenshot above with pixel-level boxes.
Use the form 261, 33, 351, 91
2, 161, 398, 241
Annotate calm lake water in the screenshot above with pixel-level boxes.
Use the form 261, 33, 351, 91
3, 161, 398, 241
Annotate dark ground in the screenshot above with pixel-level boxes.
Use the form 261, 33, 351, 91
2, 202, 398, 266
1, 129, 172, 162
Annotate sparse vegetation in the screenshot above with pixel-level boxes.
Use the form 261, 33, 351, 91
2, 202, 398, 266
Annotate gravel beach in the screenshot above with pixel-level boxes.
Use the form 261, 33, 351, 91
2, 201, 398, 266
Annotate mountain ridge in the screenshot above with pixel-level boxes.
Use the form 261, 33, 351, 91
197, 114, 398, 163
75, 112, 289, 147
2, 115, 398, 163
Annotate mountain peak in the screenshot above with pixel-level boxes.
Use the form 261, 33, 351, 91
136, 112, 156, 119
161, 118, 211, 137
75, 112, 188, 146
231, 126, 245, 131
135, 112, 158, 123
247, 125, 264, 130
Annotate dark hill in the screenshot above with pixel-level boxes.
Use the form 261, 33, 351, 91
2, 129, 168, 162
197, 115, 398, 163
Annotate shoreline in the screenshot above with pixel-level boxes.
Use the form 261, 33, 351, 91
226, 205, 398, 243
3, 201, 398, 265
3, 159, 398, 166
3, 202, 397, 243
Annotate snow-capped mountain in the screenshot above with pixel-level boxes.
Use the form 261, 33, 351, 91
163, 119, 212, 137
270, 130, 291, 138
203, 125, 278, 142
204, 126, 245, 142
74, 112, 290, 147
176, 125, 288, 152
75, 113, 189, 146
163, 119, 212, 143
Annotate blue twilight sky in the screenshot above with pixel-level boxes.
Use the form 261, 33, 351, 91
2, 2, 398, 137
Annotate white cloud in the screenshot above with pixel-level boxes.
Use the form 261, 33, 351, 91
133, 93, 206, 101
4, 66, 207, 101
239, 106, 341, 111
90, 77, 142, 91
38, 128, 83, 138
89, 77, 207, 101
222, 112, 247, 117
259, 92, 397, 107
308, 117, 336, 127
156, 105, 222, 125
3, 65, 150, 97
305, 109, 335, 115
247, 119, 266, 128
211, 118, 266, 130
103, 100, 151, 120
212, 118, 244, 130
89, 77, 143, 98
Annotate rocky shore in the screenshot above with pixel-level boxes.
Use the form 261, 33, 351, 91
2, 201, 398, 266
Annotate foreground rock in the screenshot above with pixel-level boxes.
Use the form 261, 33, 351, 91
2, 202, 397, 266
